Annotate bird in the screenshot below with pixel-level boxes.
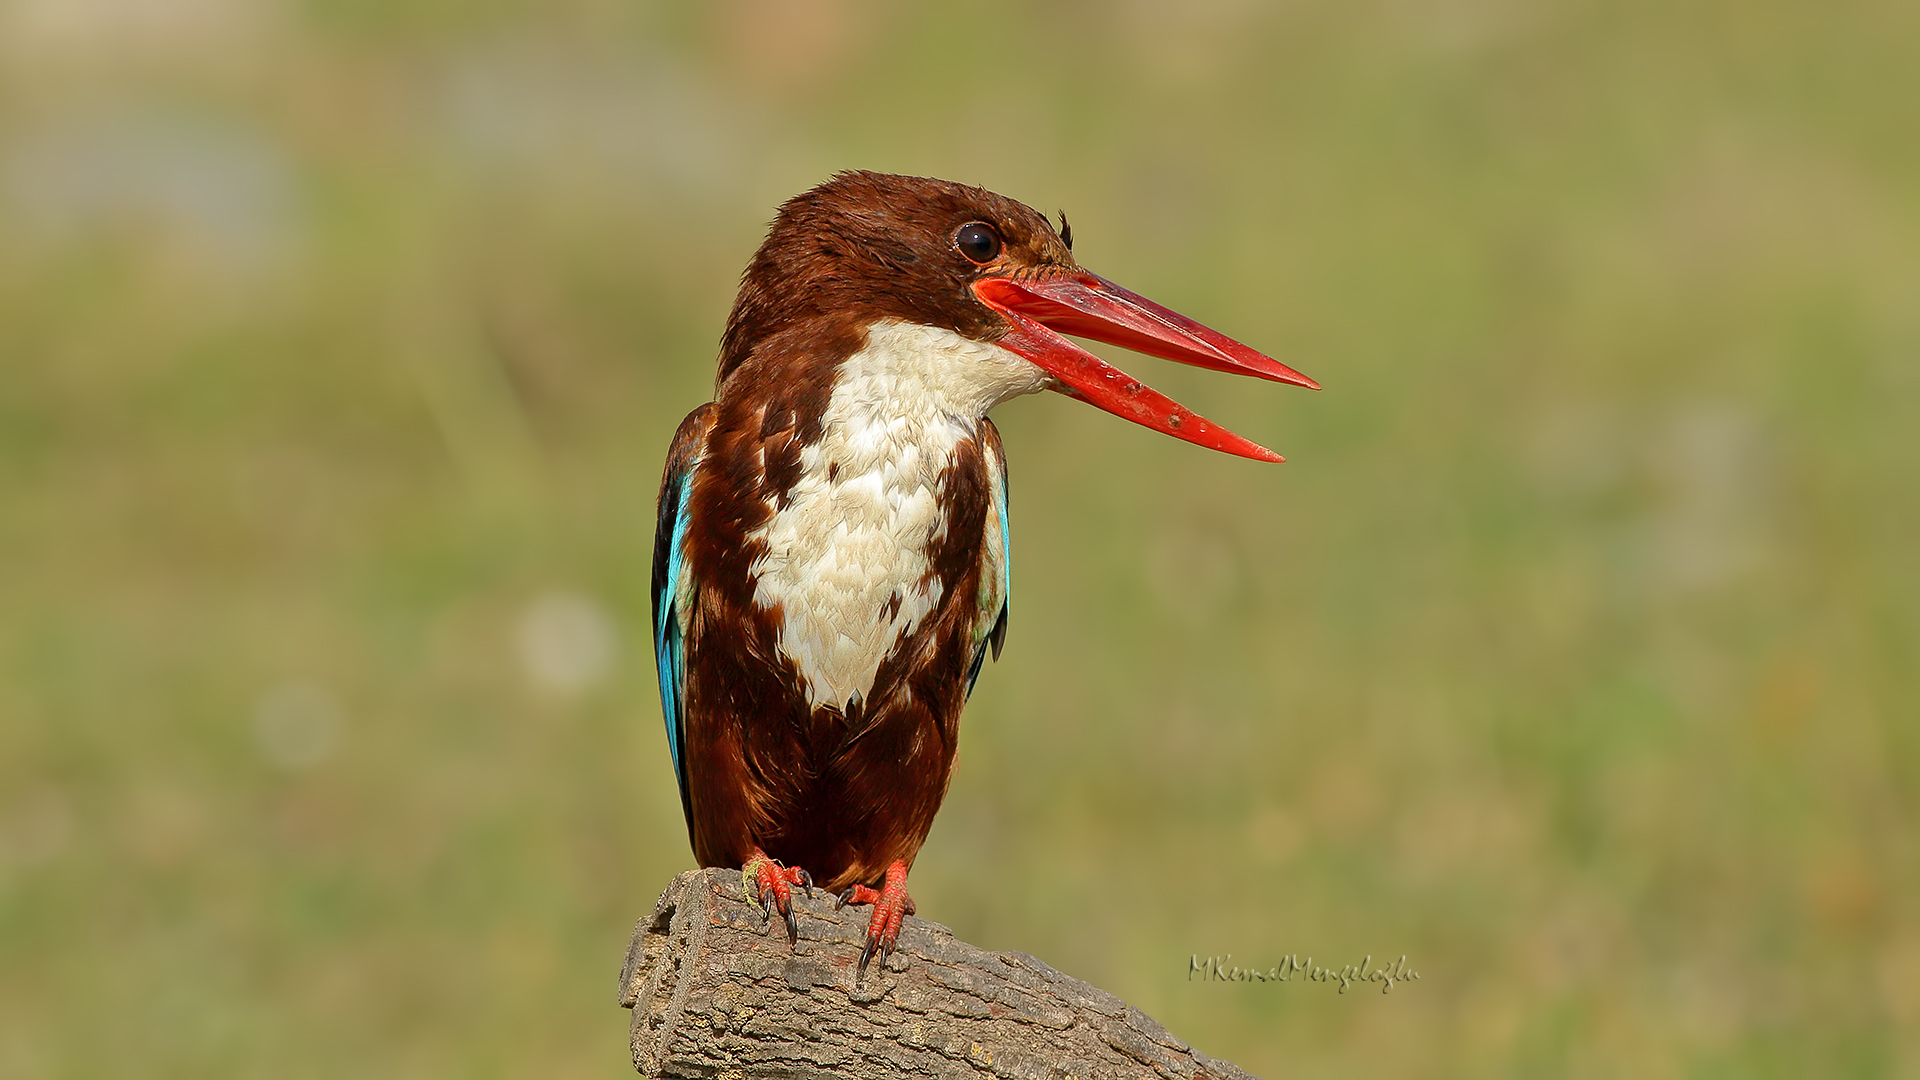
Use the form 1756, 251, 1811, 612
651, 171, 1316, 977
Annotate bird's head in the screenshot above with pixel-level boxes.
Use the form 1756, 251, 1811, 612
718, 171, 1317, 460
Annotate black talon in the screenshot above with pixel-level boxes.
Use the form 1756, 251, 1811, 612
783, 902, 799, 946
857, 935, 879, 980
835, 887, 854, 911
796, 867, 814, 899
759, 886, 775, 921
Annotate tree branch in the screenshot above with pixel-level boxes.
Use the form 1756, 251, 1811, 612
619, 868, 1256, 1079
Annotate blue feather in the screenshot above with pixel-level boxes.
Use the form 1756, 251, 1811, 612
655, 480, 693, 811
652, 404, 715, 836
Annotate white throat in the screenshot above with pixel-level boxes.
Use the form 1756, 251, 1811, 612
745, 320, 1044, 711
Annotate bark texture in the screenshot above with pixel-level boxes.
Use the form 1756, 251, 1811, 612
619, 868, 1256, 1079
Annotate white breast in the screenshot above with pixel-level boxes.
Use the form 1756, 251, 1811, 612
746, 319, 1046, 711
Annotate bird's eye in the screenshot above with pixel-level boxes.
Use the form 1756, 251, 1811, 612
954, 222, 1002, 264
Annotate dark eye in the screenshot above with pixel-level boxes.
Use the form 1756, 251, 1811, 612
954, 222, 1002, 264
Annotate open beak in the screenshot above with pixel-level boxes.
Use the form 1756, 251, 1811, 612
974, 273, 1317, 462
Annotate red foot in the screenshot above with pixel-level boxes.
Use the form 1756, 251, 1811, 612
742, 848, 814, 946
834, 861, 915, 979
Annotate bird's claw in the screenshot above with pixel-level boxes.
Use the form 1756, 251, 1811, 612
835, 862, 914, 981
741, 850, 812, 948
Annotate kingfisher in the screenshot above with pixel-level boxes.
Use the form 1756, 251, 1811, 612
651, 171, 1315, 976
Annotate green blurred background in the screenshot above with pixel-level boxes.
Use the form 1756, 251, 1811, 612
3, 1, 1916, 1076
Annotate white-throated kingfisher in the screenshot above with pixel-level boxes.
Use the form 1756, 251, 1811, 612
651, 172, 1316, 977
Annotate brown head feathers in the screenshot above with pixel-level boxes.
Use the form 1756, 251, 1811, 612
714, 171, 1078, 389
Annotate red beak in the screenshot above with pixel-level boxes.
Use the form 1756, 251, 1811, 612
974, 273, 1317, 461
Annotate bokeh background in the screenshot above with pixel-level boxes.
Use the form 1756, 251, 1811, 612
3, 0, 1917, 1076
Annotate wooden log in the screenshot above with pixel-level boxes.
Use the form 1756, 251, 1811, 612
619, 868, 1256, 1079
